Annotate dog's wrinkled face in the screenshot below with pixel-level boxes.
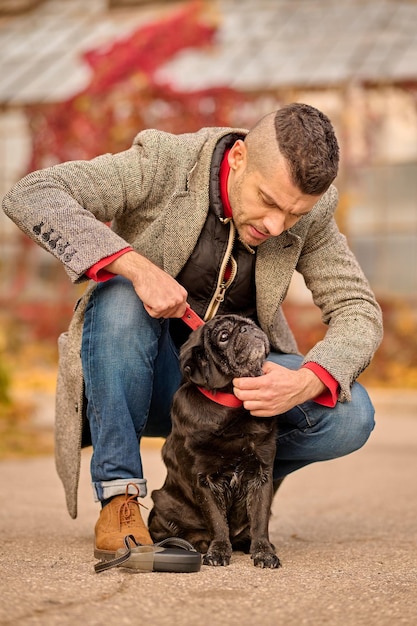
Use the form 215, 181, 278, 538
180, 314, 270, 391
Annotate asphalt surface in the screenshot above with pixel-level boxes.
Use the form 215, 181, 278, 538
1, 388, 416, 626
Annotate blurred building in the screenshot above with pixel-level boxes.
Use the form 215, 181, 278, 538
0, 0, 416, 312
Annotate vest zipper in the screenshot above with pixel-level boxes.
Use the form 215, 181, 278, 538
204, 220, 238, 321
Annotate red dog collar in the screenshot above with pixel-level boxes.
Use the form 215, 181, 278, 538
196, 386, 243, 408
181, 306, 243, 408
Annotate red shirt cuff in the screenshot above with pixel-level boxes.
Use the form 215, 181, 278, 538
85, 247, 133, 282
302, 362, 339, 407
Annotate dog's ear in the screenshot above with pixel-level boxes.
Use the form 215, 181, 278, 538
182, 346, 212, 386
180, 326, 208, 386
182, 349, 230, 389
180, 326, 230, 389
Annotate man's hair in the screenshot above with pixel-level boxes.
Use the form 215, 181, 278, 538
246, 103, 339, 195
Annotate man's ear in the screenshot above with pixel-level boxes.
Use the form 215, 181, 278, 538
228, 139, 247, 171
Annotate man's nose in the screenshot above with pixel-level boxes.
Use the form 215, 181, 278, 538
263, 213, 286, 236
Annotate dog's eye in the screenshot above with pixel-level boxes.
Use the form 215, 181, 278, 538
218, 330, 230, 344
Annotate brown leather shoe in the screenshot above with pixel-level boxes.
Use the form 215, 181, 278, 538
94, 483, 153, 560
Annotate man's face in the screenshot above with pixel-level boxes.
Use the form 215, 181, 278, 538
227, 140, 322, 247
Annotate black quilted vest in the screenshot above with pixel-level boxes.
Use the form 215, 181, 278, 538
170, 133, 257, 347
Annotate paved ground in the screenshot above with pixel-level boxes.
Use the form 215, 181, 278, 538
1, 388, 416, 626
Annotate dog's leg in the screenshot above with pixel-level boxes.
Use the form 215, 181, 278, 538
195, 487, 232, 566
247, 477, 281, 569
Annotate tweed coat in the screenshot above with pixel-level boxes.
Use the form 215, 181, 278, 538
3, 127, 383, 518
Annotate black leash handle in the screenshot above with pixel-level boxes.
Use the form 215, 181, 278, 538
94, 534, 137, 573
94, 534, 198, 573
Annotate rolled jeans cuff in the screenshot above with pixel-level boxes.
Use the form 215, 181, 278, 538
92, 478, 147, 502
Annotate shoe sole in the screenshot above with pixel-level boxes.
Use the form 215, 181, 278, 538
94, 547, 117, 561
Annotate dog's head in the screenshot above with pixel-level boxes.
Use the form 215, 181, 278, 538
180, 314, 270, 391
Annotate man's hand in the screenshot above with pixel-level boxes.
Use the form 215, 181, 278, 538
233, 361, 326, 417
105, 250, 188, 318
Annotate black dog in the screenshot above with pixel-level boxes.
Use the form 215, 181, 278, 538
148, 314, 281, 568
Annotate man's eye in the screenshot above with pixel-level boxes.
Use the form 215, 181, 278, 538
260, 194, 275, 207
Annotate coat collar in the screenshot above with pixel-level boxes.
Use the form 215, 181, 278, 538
162, 130, 246, 278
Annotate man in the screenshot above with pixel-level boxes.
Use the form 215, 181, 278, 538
2, 103, 383, 560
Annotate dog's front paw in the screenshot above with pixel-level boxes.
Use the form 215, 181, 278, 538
250, 539, 281, 569
251, 550, 281, 569
203, 540, 232, 567
203, 552, 231, 567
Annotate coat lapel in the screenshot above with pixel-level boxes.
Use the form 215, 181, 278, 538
255, 230, 302, 331
162, 156, 212, 277
162, 190, 208, 277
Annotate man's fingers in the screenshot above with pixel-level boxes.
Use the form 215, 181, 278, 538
145, 303, 187, 319
233, 377, 262, 392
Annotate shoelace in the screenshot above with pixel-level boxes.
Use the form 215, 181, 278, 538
118, 483, 147, 530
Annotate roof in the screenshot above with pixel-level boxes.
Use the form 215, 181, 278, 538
156, 0, 417, 91
0, 0, 416, 106
0, 0, 171, 105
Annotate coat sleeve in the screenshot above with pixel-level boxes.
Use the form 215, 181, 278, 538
295, 187, 383, 401
2, 142, 159, 283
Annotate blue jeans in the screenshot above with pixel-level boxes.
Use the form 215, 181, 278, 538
81, 276, 375, 502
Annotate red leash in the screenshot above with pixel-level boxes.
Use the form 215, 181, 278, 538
180, 306, 243, 408
181, 305, 205, 330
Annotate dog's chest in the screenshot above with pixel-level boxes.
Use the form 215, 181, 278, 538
196, 435, 270, 497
